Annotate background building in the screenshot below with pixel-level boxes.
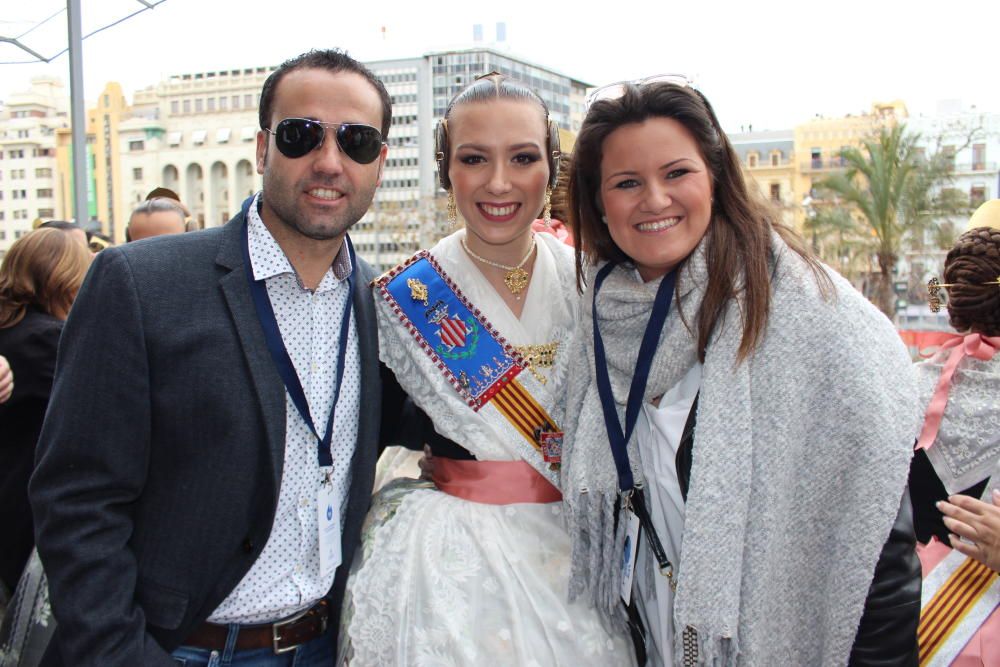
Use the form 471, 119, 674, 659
729, 129, 796, 228
793, 100, 908, 227
109, 49, 587, 268
0, 77, 68, 254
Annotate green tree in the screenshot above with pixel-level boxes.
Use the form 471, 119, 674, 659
818, 124, 965, 317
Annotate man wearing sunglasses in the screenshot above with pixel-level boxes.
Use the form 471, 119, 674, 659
31, 49, 402, 667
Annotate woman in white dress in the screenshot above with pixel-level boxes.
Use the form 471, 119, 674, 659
338, 73, 634, 666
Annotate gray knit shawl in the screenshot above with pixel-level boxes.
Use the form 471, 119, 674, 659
559, 234, 919, 665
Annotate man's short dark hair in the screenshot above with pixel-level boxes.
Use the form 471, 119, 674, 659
258, 49, 392, 139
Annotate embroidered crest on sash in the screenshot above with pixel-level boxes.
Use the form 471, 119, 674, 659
374, 251, 523, 409
374, 251, 564, 469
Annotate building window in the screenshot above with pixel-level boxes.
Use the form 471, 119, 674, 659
195, 98, 204, 113
133, 167, 143, 181
207, 97, 216, 112
36, 188, 53, 198
770, 152, 780, 166
972, 144, 986, 171
37, 208, 54, 218
971, 185, 987, 208
129, 140, 145, 151
811, 148, 822, 169
183, 99, 191, 114
747, 152, 758, 168
942, 145, 956, 168
244, 94, 253, 108
35, 168, 53, 178
770, 183, 781, 201
17, 129, 29, 138
232, 95, 241, 110
219, 96, 228, 111
12, 189, 27, 199
171, 100, 179, 115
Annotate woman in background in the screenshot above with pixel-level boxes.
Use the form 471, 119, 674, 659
910, 209, 1000, 665
0, 227, 91, 595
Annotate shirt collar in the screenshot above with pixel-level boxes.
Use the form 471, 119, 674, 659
246, 192, 353, 287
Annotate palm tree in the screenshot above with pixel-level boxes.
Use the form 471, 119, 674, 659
818, 125, 958, 316
801, 206, 873, 281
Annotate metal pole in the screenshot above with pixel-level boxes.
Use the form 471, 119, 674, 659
67, 0, 88, 226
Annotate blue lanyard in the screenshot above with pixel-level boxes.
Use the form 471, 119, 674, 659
592, 264, 677, 493
240, 196, 355, 467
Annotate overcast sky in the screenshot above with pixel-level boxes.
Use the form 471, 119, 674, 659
1, 0, 996, 133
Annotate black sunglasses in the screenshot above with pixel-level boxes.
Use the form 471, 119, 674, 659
265, 118, 385, 164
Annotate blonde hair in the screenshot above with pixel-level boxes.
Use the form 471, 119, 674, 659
0, 228, 92, 328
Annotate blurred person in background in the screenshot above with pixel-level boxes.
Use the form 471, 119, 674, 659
87, 232, 114, 254
910, 203, 1000, 665
125, 198, 187, 242
35, 220, 88, 251
0, 228, 91, 597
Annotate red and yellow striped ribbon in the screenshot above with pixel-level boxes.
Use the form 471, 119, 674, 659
491, 378, 558, 451
918, 555, 998, 665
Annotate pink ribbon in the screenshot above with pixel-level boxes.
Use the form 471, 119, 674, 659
915, 333, 1000, 451
432, 458, 562, 505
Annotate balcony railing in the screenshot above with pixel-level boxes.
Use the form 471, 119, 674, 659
953, 161, 997, 173
800, 159, 848, 172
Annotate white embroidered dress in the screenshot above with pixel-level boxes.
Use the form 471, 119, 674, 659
339, 230, 633, 666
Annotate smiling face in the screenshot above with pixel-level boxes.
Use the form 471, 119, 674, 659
255, 67, 387, 243
447, 98, 550, 253
599, 116, 713, 281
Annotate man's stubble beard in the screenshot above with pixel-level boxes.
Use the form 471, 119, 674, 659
262, 169, 378, 242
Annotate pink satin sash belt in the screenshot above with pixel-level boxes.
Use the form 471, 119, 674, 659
916, 332, 1000, 451
432, 458, 562, 505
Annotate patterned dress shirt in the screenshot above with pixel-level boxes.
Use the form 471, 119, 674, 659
209, 195, 361, 623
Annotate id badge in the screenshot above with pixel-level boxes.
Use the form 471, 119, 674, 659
619, 506, 642, 606
317, 472, 341, 580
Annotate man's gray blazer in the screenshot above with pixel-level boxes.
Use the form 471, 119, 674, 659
29, 211, 393, 666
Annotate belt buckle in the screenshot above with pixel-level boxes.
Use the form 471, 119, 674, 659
271, 603, 325, 655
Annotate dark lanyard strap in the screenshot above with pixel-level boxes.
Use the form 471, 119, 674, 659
593, 262, 677, 573
240, 195, 355, 467
592, 263, 677, 491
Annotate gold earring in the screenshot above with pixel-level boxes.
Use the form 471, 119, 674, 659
542, 187, 553, 229
447, 190, 458, 227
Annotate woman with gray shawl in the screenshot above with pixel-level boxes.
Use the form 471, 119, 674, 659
559, 79, 922, 665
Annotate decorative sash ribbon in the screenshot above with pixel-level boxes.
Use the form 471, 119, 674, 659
432, 458, 562, 505
918, 542, 1000, 666
373, 252, 563, 467
916, 333, 1000, 451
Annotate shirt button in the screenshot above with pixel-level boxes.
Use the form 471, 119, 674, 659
242, 538, 254, 553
